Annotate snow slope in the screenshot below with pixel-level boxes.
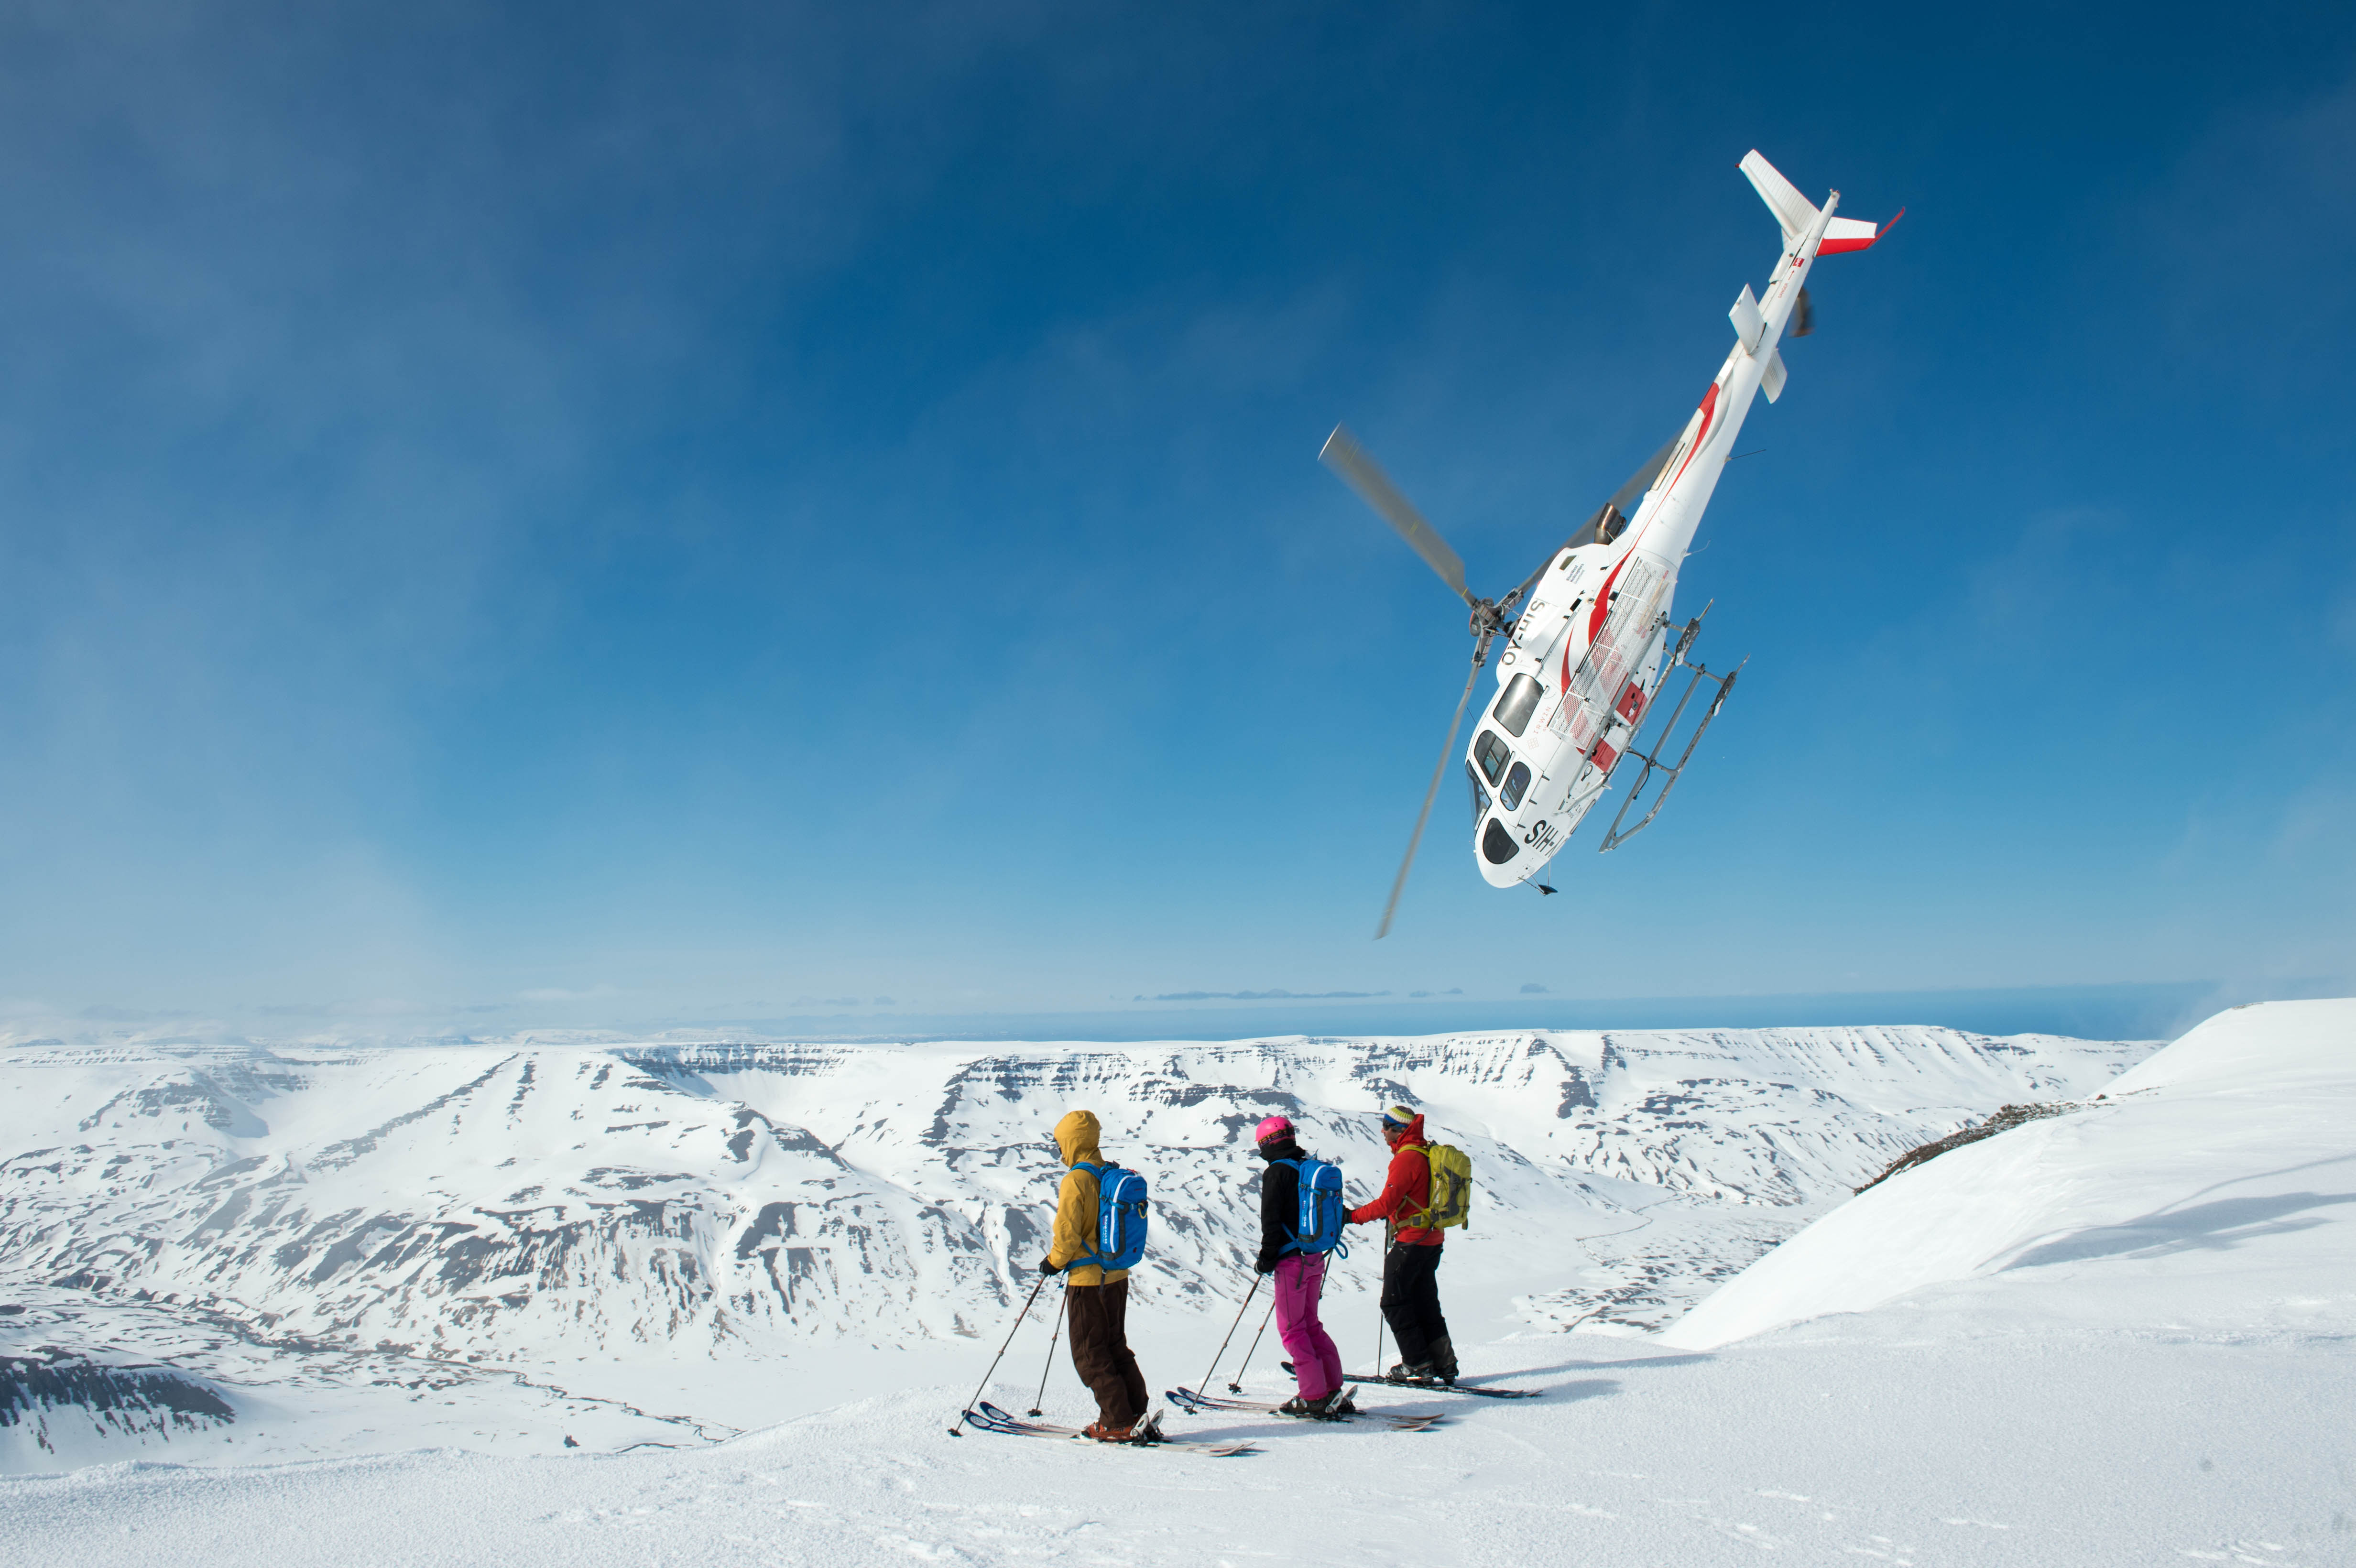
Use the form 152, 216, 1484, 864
1662, 997, 2356, 1350
3, 1007, 2350, 1565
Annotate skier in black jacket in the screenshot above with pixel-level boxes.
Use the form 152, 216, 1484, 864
1252, 1116, 1350, 1416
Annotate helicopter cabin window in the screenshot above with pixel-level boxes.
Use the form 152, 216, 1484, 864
1492, 673, 1543, 738
1500, 761, 1531, 812
1473, 729, 1511, 786
1465, 761, 1491, 826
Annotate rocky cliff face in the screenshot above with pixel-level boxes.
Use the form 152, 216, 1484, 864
0, 1343, 233, 1467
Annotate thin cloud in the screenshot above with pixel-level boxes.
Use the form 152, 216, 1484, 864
1134, 989, 1393, 1002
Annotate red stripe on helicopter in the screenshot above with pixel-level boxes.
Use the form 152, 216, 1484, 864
1669, 381, 1721, 490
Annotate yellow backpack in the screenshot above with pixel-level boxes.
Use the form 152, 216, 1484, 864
1413, 1143, 1473, 1231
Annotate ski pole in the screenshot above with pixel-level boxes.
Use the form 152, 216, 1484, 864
1026, 1281, 1069, 1416
1227, 1296, 1279, 1394
949, 1271, 1051, 1436
1192, 1274, 1261, 1395
1372, 1238, 1390, 1376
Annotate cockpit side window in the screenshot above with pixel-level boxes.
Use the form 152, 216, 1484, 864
1473, 730, 1511, 785
1500, 761, 1531, 812
1465, 761, 1491, 827
1492, 673, 1543, 738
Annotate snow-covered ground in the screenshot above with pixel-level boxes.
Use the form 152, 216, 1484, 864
5, 1007, 2351, 1564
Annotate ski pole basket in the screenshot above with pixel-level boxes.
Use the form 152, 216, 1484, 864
1598, 614, 1745, 852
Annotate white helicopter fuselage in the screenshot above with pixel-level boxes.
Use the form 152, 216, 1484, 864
1464, 178, 1854, 888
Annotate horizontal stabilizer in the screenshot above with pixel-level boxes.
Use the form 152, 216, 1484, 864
1818, 215, 1885, 255
1740, 150, 1818, 245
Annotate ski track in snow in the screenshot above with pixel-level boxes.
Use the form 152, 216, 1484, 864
8, 1012, 2352, 1562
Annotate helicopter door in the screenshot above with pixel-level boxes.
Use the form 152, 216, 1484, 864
1465, 761, 1492, 825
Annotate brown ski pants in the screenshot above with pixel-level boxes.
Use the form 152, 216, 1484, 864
1065, 1278, 1147, 1429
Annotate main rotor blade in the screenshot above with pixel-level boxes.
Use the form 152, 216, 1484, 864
1606, 434, 1681, 517
1375, 653, 1485, 940
1320, 424, 1475, 607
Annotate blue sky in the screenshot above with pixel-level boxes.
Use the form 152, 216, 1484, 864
2, 2, 2351, 1041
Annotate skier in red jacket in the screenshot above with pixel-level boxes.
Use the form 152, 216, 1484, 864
1339, 1104, 1457, 1383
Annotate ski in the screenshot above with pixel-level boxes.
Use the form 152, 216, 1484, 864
962, 1401, 1258, 1456
1349, 1374, 1541, 1399
1166, 1385, 1445, 1431
1283, 1362, 1542, 1399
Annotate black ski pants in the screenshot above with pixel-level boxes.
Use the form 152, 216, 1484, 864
1380, 1242, 1453, 1370
1066, 1278, 1147, 1429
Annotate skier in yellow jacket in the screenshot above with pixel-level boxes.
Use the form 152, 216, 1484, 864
1041, 1109, 1149, 1441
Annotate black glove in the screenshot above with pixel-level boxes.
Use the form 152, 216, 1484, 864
1254, 1258, 1275, 1275
1039, 1257, 1059, 1275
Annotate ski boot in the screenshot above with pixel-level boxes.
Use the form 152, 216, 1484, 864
1429, 1334, 1460, 1387
1309, 1388, 1356, 1417
1387, 1360, 1439, 1385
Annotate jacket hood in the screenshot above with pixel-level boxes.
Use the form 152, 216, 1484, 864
1054, 1110, 1102, 1166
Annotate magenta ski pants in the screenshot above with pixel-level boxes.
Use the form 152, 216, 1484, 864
1275, 1253, 1343, 1401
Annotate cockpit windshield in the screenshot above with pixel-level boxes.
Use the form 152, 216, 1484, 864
1465, 761, 1491, 827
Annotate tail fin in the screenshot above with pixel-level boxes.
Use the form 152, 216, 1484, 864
1740, 150, 1818, 245
1740, 149, 1898, 255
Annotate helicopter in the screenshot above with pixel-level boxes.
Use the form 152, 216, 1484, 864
1323, 150, 1898, 936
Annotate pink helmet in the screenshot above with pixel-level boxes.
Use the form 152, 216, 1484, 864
1253, 1115, 1295, 1146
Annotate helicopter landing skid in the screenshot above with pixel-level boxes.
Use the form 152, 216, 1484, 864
1598, 620, 1744, 853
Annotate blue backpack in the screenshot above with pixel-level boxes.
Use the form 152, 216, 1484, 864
1072, 1161, 1149, 1272
1277, 1156, 1349, 1259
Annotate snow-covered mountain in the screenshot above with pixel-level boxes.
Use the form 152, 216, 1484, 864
0, 1023, 2145, 1465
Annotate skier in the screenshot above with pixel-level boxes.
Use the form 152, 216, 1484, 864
1341, 1104, 1458, 1384
1251, 1115, 1353, 1417
1041, 1109, 1150, 1441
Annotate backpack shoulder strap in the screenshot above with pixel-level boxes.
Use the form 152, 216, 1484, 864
1399, 1142, 1437, 1230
